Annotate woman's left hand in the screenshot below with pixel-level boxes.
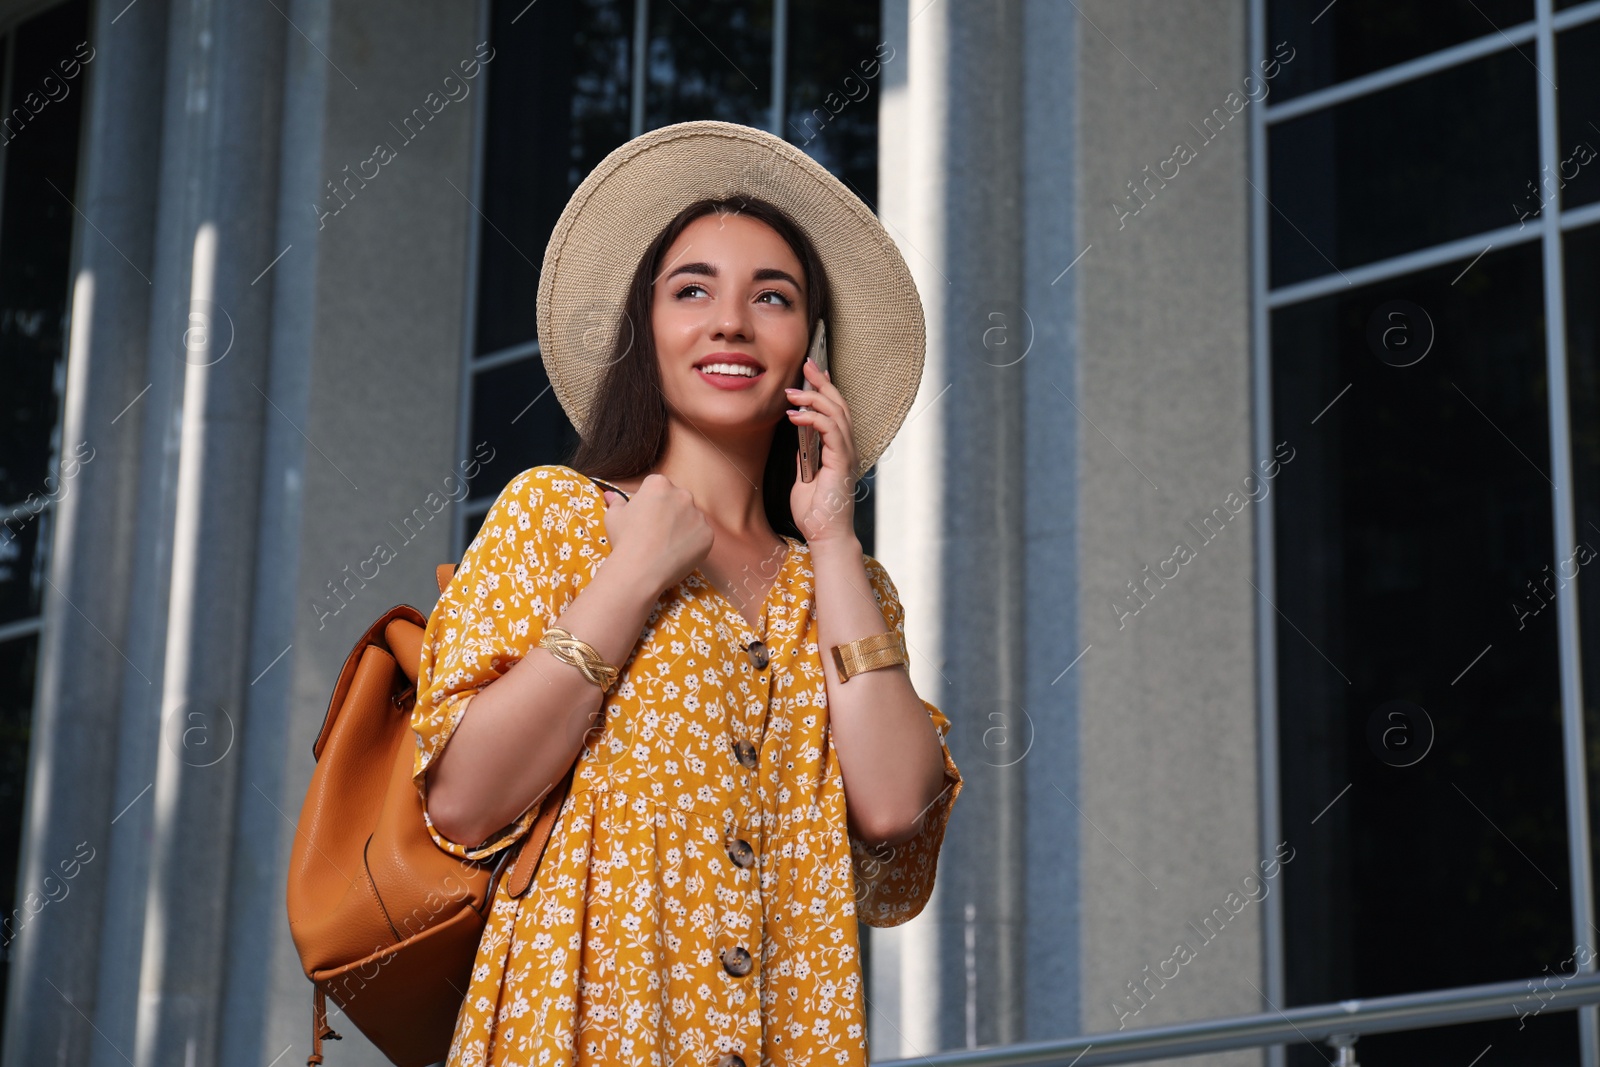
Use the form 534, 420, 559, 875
786, 358, 859, 544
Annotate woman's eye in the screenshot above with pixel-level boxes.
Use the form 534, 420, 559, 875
757, 290, 794, 307
675, 283, 707, 299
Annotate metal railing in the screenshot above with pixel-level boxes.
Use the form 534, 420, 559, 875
874, 970, 1600, 1066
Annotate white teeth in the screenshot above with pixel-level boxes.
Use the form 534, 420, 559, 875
699, 362, 760, 377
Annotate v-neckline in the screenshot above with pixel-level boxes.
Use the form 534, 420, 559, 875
691, 536, 798, 637
576, 469, 800, 639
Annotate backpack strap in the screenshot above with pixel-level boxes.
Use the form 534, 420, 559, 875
504, 759, 581, 898
587, 474, 631, 502
306, 986, 342, 1066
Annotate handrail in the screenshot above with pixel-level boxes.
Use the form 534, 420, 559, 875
872, 970, 1600, 1066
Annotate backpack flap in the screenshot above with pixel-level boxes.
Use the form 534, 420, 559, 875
312, 604, 425, 762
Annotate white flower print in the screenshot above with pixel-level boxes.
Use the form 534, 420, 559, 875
409, 465, 963, 1066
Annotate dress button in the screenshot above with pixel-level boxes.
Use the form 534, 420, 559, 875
721, 945, 753, 977
732, 738, 759, 769
716, 1056, 747, 1067
746, 640, 770, 670
727, 838, 755, 868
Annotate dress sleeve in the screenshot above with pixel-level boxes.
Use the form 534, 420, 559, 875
849, 554, 964, 928
410, 465, 564, 861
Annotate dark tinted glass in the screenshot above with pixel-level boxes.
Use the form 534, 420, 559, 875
1565, 224, 1600, 925
784, 0, 881, 555
467, 356, 579, 501
464, 503, 489, 553
785, 0, 881, 206
0, 0, 85, 506
1267, 0, 1531, 101
1273, 244, 1576, 1058
851, 467, 876, 558
0, 632, 38, 1050
1269, 50, 1537, 288
0, 501, 44, 625
0, 2, 87, 1050
1556, 20, 1600, 212
645, 0, 772, 129
473, 0, 632, 356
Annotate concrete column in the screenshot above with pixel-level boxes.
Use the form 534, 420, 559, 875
121, 0, 288, 1063
873, 0, 1029, 1053
0, 1, 167, 1066
1017, 0, 1084, 1042
877, 0, 1257, 1055
255, 1, 483, 1062
1073, 1, 1259, 1060
215, 0, 330, 1062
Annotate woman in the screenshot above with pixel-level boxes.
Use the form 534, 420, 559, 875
410, 121, 962, 1067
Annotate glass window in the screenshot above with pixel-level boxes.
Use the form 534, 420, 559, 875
644, 0, 772, 130
0, 504, 44, 626
1272, 243, 1577, 1067
0, 0, 84, 506
463, 503, 490, 554
467, 358, 578, 501
464, 0, 882, 563
1259, 2, 1600, 1062
472, 0, 633, 358
1268, 49, 1537, 287
0, 0, 88, 1044
1556, 19, 1600, 213
785, 0, 884, 205
1565, 223, 1600, 929
1266, 0, 1532, 102
0, 632, 39, 1025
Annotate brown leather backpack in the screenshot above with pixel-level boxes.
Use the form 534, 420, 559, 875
285, 563, 578, 1067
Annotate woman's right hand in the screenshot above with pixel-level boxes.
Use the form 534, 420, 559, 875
601, 473, 713, 597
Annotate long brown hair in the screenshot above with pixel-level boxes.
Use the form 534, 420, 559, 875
563, 196, 832, 542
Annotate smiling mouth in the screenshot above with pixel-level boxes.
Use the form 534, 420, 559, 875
696, 362, 764, 378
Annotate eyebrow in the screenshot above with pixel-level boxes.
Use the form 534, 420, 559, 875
663, 261, 804, 292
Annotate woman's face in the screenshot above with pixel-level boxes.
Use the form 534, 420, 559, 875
650, 211, 810, 444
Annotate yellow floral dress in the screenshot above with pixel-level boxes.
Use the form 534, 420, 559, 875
410, 463, 963, 1067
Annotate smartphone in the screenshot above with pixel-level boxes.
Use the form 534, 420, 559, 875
798, 319, 828, 483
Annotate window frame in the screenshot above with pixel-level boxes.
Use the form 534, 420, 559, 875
453, 0, 808, 558
1249, 1, 1600, 1063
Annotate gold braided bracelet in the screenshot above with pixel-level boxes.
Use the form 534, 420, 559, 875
538, 625, 620, 691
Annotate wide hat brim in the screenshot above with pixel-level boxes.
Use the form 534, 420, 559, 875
536, 119, 926, 481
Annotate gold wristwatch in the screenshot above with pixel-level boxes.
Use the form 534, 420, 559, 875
830, 631, 908, 682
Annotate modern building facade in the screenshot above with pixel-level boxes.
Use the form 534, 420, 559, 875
2, 0, 1599, 1065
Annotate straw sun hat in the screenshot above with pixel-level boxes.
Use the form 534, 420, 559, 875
535, 119, 927, 480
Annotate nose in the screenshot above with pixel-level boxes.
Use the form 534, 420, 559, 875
711, 299, 753, 342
